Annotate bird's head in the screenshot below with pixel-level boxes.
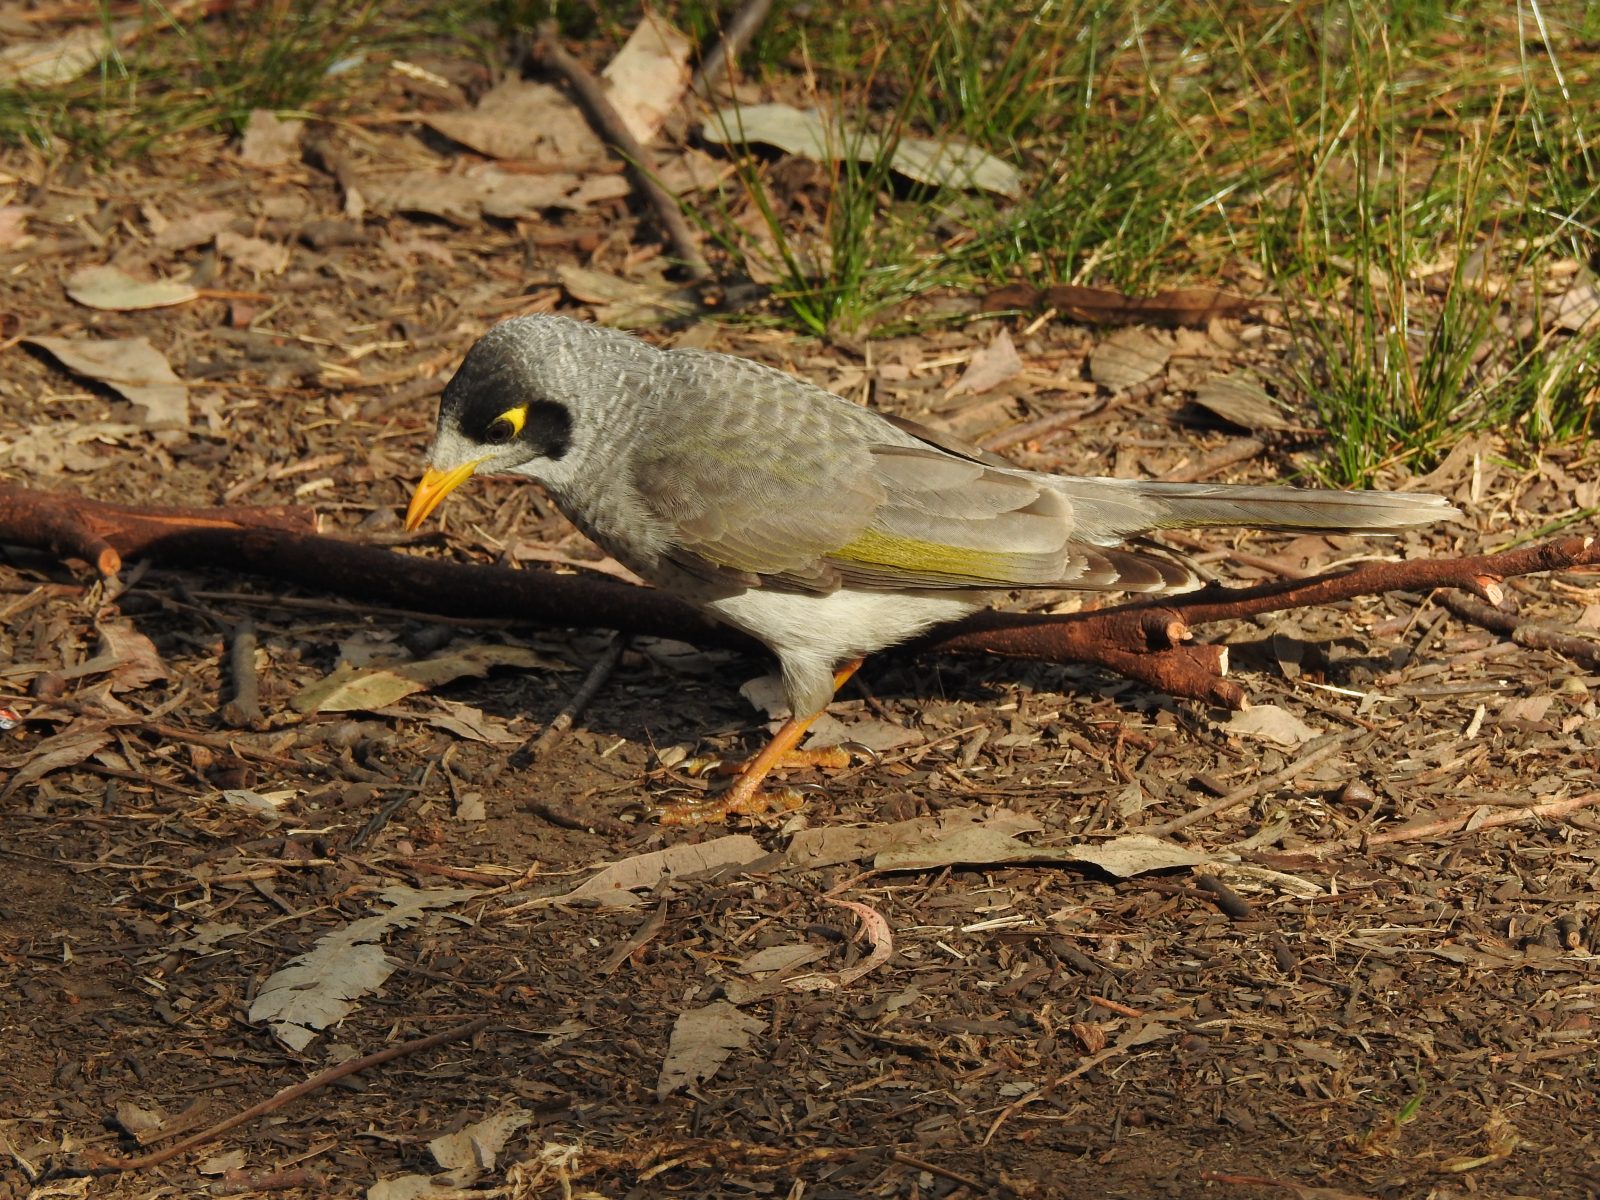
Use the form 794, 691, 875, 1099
404, 317, 587, 531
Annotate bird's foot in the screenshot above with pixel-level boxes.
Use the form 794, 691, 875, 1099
653, 780, 810, 827
654, 743, 870, 825
682, 746, 855, 778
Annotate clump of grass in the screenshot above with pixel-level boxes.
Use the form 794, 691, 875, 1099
0, 0, 376, 157
695, 0, 1597, 478
700, 1, 1198, 333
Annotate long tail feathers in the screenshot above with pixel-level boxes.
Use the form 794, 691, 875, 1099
1054, 478, 1460, 542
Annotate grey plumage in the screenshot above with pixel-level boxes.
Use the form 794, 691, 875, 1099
416, 315, 1459, 720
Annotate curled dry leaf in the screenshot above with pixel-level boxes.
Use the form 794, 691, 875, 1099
782, 806, 1042, 871
238, 110, 305, 167
876, 828, 1213, 879
216, 231, 291, 276
97, 618, 167, 692
554, 263, 700, 327
425, 699, 522, 746
0, 20, 136, 86
359, 166, 630, 226
1192, 373, 1297, 432
1224, 704, 1322, 749
0, 421, 143, 474
422, 79, 607, 163
984, 283, 1256, 327
783, 899, 893, 993
0, 205, 30, 249
428, 1107, 534, 1176
1089, 327, 1172, 390
1, 720, 114, 799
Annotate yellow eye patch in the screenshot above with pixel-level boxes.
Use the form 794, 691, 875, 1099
498, 405, 527, 436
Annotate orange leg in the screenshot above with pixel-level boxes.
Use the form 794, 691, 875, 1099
657, 658, 864, 826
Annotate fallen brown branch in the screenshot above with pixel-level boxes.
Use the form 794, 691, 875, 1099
1437, 589, 1600, 670
3, 484, 1597, 710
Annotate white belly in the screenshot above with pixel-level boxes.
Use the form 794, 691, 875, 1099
705, 587, 982, 715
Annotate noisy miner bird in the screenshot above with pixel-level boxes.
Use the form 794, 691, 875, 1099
406, 315, 1458, 822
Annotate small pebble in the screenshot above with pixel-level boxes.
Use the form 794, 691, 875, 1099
1337, 780, 1375, 805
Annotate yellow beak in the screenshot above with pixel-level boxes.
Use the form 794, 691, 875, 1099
405, 461, 482, 530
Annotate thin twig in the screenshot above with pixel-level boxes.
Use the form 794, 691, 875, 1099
1141, 729, 1371, 836
890, 1151, 985, 1191
691, 0, 774, 94
531, 27, 713, 280
89, 1017, 490, 1172
1159, 437, 1266, 483
1353, 790, 1600, 853
527, 633, 626, 761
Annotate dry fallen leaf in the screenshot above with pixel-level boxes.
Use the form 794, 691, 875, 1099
1192, 373, 1296, 432
0, 20, 135, 86
290, 643, 570, 715
367, 1175, 480, 1200
97, 619, 168, 692
359, 165, 630, 226
425, 699, 522, 746
656, 1000, 764, 1099
238, 109, 305, 167
65, 264, 199, 311
248, 886, 477, 1051
601, 11, 693, 144
1, 720, 112, 800
876, 829, 1213, 878
1551, 281, 1600, 333
428, 1108, 534, 1176
735, 944, 829, 976
1088, 327, 1172, 390
559, 835, 767, 908
25, 335, 189, 427
1224, 704, 1322, 749
1498, 694, 1555, 725
555, 263, 700, 327
783, 899, 893, 992
422, 79, 607, 163
983, 283, 1255, 327
782, 807, 1042, 871
0, 421, 142, 475
947, 327, 1023, 398
150, 209, 235, 253
702, 103, 1022, 197
0, 205, 30, 249
216, 230, 291, 276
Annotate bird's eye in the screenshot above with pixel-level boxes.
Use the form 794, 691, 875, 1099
483, 405, 528, 445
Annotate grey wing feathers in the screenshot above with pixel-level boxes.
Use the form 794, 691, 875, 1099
628, 351, 883, 591
627, 341, 1455, 598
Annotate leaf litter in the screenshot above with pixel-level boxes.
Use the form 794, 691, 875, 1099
3, 6, 1600, 1198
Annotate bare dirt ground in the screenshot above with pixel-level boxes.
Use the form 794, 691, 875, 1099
3, 48, 1600, 1200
